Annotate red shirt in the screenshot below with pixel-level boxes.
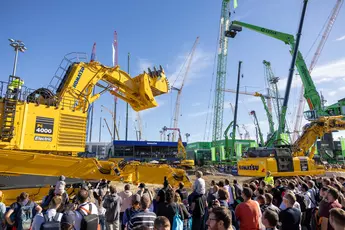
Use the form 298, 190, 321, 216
319, 200, 342, 230
235, 199, 260, 230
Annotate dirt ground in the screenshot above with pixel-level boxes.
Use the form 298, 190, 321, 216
111, 174, 256, 195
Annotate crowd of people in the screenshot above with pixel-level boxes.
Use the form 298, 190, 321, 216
1, 171, 345, 230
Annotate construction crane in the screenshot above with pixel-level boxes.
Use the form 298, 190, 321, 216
223, 88, 283, 100
212, 0, 231, 147
135, 112, 143, 141
224, 89, 279, 137
293, 0, 344, 141
101, 105, 120, 140
250, 110, 265, 146
263, 60, 282, 123
242, 124, 250, 140
171, 37, 199, 141
228, 103, 243, 139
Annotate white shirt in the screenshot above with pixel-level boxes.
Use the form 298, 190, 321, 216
74, 202, 98, 230
224, 185, 234, 204
31, 209, 62, 230
193, 178, 205, 195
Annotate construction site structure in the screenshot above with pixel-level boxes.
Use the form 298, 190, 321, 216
212, 0, 231, 147
171, 37, 199, 141
293, 0, 343, 141
0, 52, 191, 205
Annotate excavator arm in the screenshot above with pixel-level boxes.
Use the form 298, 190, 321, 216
55, 61, 169, 112
228, 20, 323, 118
293, 116, 345, 157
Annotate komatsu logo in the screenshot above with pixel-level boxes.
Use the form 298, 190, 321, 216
73, 67, 85, 88
239, 164, 259, 171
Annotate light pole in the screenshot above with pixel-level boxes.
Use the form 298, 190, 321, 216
8, 39, 27, 76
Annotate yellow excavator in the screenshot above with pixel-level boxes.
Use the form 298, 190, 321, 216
238, 116, 345, 177
0, 52, 191, 205
161, 126, 195, 169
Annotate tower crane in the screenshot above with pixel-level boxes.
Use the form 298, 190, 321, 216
242, 124, 250, 140
293, 0, 343, 141
263, 60, 282, 123
212, 0, 231, 147
171, 37, 199, 141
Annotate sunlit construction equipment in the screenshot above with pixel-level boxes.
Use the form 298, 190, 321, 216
0, 51, 192, 205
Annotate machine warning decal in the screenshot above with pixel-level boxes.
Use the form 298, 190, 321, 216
35, 117, 54, 135
34, 136, 52, 142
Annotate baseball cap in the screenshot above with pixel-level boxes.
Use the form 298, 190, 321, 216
138, 183, 146, 188
132, 194, 141, 204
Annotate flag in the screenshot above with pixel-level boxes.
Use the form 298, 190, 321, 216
234, 0, 238, 9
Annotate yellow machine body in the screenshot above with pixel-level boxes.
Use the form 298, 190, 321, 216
0, 56, 191, 202
238, 116, 345, 177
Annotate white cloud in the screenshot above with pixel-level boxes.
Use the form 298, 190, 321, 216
312, 57, 345, 83
192, 102, 201, 107
137, 58, 154, 72
277, 76, 302, 91
328, 91, 337, 97
168, 47, 213, 89
188, 110, 212, 117
335, 35, 345, 41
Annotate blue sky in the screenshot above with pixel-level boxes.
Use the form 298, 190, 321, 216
1, 0, 345, 143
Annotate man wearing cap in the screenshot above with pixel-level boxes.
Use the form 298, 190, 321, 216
122, 194, 141, 229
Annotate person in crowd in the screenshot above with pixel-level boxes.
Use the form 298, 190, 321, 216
264, 193, 280, 216
176, 182, 189, 207
119, 184, 133, 229
272, 179, 284, 207
257, 195, 267, 214
259, 180, 267, 190
128, 194, 157, 230
5, 192, 42, 229
224, 179, 235, 207
55, 175, 66, 196
279, 192, 301, 230
174, 192, 190, 230
262, 209, 279, 230
209, 180, 217, 195
233, 180, 242, 202
94, 188, 106, 230
188, 171, 206, 205
103, 185, 122, 230
154, 216, 170, 230
207, 185, 219, 208
319, 187, 342, 230
264, 171, 274, 186
206, 206, 235, 230
32, 195, 63, 230
61, 210, 77, 230
329, 208, 345, 230
191, 192, 207, 230
123, 194, 141, 229
0, 191, 5, 230
217, 188, 230, 208
235, 187, 260, 230
156, 189, 184, 229
74, 189, 98, 230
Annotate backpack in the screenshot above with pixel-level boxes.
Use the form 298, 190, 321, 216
16, 201, 35, 230
42, 194, 54, 211
172, 205, 183, 230
295, 193, 307, 212
40, 213, 61, 230
78, 203, 99, 230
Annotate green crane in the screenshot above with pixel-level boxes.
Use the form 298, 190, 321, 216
227, 20, 345, 123
226, 0, 311, 146
250, 110, 265, 146
212, 0, 231, 148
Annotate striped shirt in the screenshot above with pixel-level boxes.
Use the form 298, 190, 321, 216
128, 209, 157, 230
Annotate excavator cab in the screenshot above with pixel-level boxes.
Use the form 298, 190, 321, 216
304, 110, 318, 121
225, 24, 242, 38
